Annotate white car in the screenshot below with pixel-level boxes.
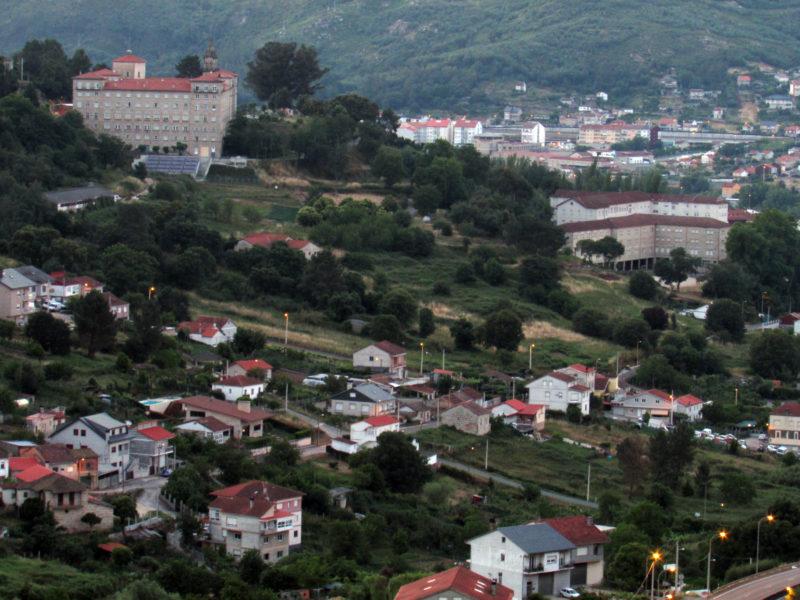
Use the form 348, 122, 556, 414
302, 374, 329, 388
42, 300, 65, 311
559, 588, 581, 599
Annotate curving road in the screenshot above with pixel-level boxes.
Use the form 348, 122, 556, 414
710, 564, 800, 600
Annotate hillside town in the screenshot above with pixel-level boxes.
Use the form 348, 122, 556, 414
3, 19, 800, 600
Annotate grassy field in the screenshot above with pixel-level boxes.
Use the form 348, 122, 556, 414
0, 554, 116, 598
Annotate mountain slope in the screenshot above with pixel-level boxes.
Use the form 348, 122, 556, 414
2, 0, 800, 111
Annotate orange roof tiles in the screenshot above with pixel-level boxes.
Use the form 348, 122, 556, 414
395, 566, 514, 600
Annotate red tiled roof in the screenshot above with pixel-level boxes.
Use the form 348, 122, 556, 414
243, 233, 292, 247
104, 78, 192, 92
235, 359, 273, 372
403, 384, 436, 395
538, 516, 610, 545
73, 68, 117, 80
515, 403, 545, 416
214, 375, 264, 388
594, 373, 608, 391
503, 399, 527, 411
68, 275, 103, 289
98, 542, 127, 553
451, 400, 491, 416
642, 389, 673, 401
286, 239, 313, 250
180, 395, 272, 422
548, 371, 576, 383
771, 402, 800, 417
728, 209, 755, 223
209, 480, 302, 518
186, 416, 231, 432
395, 566, 514, 600
197, 316, 233, 328
9, 456, 42, 473
553, 189, 725, 208
363, 415, 399, 427
113, 54, 146, 63
14, 464, 55, 482
568, 385, 591, 392
675, 394, 703, 407
567, 364, 594, 373
137, 426, 174, 441
372, 340, 406, 356
561, 213, 730, 233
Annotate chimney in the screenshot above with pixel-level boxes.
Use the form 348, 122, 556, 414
491, 579, 497, 596
237, 400, 251, 413
587, 515, 594, 526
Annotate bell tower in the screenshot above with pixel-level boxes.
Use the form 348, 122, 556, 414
204, 40, 219, 73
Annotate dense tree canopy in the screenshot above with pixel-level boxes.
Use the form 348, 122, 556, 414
245, 42, 329, 104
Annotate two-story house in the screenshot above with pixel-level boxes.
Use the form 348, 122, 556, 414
207, 480, 303, 562
176, 416, 232, 444
468, 523, 576, 599
769, 402, 800, 449
177, 396, 271, 440
328, 384, 396, 418
526, 371, 592, 416
25, 408, 67, 436
441, 401, 492, 436
49, 412, 135, 485
353, 341, 407, 378
609, 389, 674, 426
129, 425, 174, 475
227, 359, 273, 381
19, 443, 98, 488
674, 394, 704, 422
350, 415, 400, 447
532, 516, 610, 587
0, 268, 38, 325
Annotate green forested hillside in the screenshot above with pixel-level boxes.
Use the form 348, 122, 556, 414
2, 0, 800, 111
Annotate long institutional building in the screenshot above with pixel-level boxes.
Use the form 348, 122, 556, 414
72, 44, 237, 157
552, 190, 731, 270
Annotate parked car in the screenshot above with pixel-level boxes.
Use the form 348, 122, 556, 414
758, 433, 768, 441
302, 374, 329, 388
160, 468, 173, 477
560, 588, 581, 599
42, 300, 66, 311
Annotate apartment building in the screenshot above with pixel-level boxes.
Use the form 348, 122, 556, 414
72, 43, 237, 157
578, 121, 650, 146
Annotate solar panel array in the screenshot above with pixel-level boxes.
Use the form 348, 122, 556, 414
144, 155, 200, 176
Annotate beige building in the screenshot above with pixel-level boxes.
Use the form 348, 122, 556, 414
562, 213, 730, 270
578, 121, 650, 146
441, 401, 491, 435
769, 402, 800, 449
0, 268, 38, 325
207, 480, 303, 562
551, 190, 729, 226
72, 43, 237, 157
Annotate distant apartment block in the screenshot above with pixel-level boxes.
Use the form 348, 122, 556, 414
397, 118, 483, 146
578, 121, 650, 146
72, 43, 237, 157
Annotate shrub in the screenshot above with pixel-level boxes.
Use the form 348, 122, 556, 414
629, 271, 658, 299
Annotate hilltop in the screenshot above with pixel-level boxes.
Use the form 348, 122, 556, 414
2, 0, 800, 111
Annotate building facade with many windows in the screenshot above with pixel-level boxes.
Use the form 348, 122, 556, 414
72, 44, 237, 157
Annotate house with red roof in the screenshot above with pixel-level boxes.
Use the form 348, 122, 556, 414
176, 416, 232, 444
130, 425, 174, 475
349, 415, 400, 447
25, 407, 66, 436
179, 316, 237, 347
532, 516, 611, 587
609, 388, 674, 425
353, 341, 407, 378
233, 233, 321, 260
394, 566, 513, 600
491, 398, 528, 420
207, 480, 303, 561
674, 394, 704, 421
212, 375, 266, 401
19, 443, 98, 487
526, 369, 592, 416
441, 401, 492, 436
178, 396, 271, 440
227, 359, 273, 381
769, 402, 800, 449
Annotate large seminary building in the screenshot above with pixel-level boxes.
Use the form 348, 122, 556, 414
72, 43, 237, 158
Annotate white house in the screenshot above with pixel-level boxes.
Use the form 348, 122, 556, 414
212, 375, 266, 401
674, 394, 703, 421
176, 417, 232, 444
526, 370, 592, 416
227, 359, 273, 381
520, 122, 546, 146
349, 415, 400, 447
353, 341, 407, 378
468, 523, 576, 599
610, 388, 674, 425
179, 316, 237, 347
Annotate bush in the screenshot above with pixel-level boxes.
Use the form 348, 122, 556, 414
432, 282, 450, 296
572, 307, 611, 339
629, 271, 658, 299
547, 289, 580, 317
455, 262, 476, 284
43, 361, 73, 381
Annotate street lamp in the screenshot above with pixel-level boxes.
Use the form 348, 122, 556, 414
284, 313, 289, 346
756, 514, 775, 573
148, 286, 156, 300
529, 343, 535, 370
650, 551, 661, 600
706, 530, 727, 594
420, 342, 425, 375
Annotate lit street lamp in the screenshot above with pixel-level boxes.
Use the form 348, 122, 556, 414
420, 342, 424, 375
650, 551, 661, 600
706, 530, 727, 594
756, 514, 775, 573
529, 343, 535, 370
284, 313, 289, 346
148, 286, 156, 300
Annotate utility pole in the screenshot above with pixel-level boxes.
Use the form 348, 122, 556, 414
586, 462, 591, 501
484, 439, 489, 471
284, 382, 289, 411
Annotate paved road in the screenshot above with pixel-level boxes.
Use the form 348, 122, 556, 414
437, 458, 598, 509
95, 475, 174, 517
285, 407, 343, 439
710, 564, 800, 600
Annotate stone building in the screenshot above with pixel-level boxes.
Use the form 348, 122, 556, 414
72, 42, 237, 157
